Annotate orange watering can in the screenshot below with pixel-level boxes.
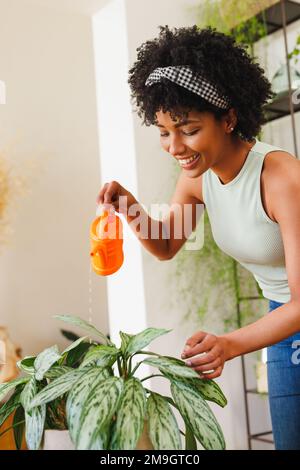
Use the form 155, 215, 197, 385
90, 209, 124, 276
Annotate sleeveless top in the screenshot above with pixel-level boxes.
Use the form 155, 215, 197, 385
202, 139, 290, 303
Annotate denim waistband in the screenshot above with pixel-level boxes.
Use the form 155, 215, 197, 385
269, 299, 285, 311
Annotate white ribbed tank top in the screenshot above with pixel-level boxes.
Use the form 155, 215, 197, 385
202, 138, 290, 303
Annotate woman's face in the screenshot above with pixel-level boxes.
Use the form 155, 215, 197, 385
155, 108, 235, 179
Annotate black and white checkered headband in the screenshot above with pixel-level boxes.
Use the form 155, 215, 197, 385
145, 65, 230, 109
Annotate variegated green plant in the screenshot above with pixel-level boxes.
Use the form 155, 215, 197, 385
0, 314, 227, 450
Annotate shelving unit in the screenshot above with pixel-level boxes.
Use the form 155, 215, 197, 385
233, 0, 300, 449
265, 89, 300, 122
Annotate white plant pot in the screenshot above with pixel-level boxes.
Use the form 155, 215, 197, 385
42, 420, 154, 450
42, 430, 75, 450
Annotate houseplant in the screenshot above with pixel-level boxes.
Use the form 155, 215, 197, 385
0, 314, 227, 450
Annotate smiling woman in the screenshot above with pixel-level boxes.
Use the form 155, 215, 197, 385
97, 25, 300, 450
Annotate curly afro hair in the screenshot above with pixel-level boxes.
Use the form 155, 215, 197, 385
128, 25, 274, 141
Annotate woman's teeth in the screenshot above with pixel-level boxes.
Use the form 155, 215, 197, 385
178, 153, 200, 167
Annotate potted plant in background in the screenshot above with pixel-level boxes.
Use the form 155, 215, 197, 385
0, 314, 227, 450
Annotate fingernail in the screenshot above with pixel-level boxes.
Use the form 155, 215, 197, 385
184, 345, 191, 352
185, 360, 192, 366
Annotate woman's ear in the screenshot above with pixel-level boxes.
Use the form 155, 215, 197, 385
223, 108, 237, 134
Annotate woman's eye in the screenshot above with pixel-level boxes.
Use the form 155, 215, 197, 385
160, 129, 199, 137
183, 130, 199, 136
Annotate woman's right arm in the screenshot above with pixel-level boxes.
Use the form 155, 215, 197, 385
96, 174, 204, 261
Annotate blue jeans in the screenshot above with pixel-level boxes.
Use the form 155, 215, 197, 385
267, 299, 300, 450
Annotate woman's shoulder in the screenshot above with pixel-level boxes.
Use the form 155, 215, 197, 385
260, 140, 300, 193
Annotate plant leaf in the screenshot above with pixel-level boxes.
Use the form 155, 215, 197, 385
79, 345, 119, 369
60, 329, 80, 342
125, 329, 171, 357
17, 356, 36, 375
13, 406, 25, 450
110, 378, 146, 450
34, 345, 62, 381
143, 356, 199, 379
188, 378, 227, 408
66, 367, 110, 444
61, 336, 88, 355
65, 342, 92, 367
160, 369, 227, 408
171, 379, 225, 450
20, 378, 46, 450
54, 315, 111, 345
44, 366, 73, 380
77, 377, 124, 450
0, 377, 30, 403
28, 369, 87, 409
0, 387, 22, 427
185, 421, 197, 450
119, 332, 134, 355
147, 392, 182, 450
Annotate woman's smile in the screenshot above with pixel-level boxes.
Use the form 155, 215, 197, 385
177, 152, 201, 169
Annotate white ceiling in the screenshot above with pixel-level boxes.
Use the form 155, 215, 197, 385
24, 0, 110, 16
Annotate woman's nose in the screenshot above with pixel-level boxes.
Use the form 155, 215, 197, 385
168, 135, 186, 157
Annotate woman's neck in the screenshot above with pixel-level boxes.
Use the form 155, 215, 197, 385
211, 137, 256, 185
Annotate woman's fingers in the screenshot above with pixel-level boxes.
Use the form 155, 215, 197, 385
96, 181, 121, 212
182, 332, 230, 380
193, 356, 222, 372
181, 333, 216, 359
199, 366, 223, 380
184, 344, 221, 366
183, 331, 206, 351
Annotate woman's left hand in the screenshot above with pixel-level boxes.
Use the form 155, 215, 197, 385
181, 331, 231, 379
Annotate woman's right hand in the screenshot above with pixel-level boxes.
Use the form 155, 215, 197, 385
96, 181, 136, 216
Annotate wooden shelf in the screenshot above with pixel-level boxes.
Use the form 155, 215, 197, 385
250, 432, 274, 444
264, 90, 300, 122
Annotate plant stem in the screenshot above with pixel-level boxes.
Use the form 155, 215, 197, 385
130, 361, 142, 376
133, 351, 161, 357
128, 356, 133, 375
122, 356, 128, 379
140, 374, 165, 383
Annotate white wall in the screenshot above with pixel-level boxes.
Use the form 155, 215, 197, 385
0, 0, 109, 355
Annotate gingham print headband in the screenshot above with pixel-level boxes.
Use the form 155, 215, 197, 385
145, 65, 230, 109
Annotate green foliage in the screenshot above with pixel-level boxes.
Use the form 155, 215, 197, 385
0, 315, 228, 450
196, 0, 269, 49
288, 33, 300, 65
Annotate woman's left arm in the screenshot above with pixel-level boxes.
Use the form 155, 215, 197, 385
182, 152, 300, 379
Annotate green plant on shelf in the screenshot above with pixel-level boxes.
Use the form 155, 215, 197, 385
288, 32, 300, 66
195, 0, 269, 54
0, 315, 227, 450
